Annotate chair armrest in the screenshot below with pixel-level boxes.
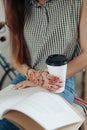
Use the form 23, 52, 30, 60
74, 97, 87, 115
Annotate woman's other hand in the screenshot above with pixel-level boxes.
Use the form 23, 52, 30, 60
14, 69, 63, 92
28, 69, 63, 92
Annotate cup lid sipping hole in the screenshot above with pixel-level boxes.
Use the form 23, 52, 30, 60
46, 54, 68, 66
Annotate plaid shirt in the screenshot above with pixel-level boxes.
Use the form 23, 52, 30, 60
24, 0, 82, 69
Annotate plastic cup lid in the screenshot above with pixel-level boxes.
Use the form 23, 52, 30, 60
46, 54, 68, 66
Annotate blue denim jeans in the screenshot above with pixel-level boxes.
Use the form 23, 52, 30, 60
0, 118, 20, 130
0, 74, 75, 130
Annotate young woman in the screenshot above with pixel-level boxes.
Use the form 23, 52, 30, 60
0, 0, 87, 129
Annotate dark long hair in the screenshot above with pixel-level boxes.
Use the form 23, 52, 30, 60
3, 0, 30, 64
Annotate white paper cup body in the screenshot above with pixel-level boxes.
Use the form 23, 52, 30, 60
47, 64, 67, 93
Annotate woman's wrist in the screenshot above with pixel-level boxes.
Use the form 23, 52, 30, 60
27, 69, 45, 86
25, 67, 33, 79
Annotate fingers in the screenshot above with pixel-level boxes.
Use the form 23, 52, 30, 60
13, 81, 36, 89
35, 70, 63, 92
47, 74, 62, 83
42, 82, 63, 92
27, 69, 62, 87
39, 71, 62, 86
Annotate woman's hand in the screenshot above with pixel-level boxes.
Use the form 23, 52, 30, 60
13, 80, 37, 89
27, 69, 63, 92
14, 69, 63, 92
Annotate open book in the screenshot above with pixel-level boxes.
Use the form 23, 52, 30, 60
0, 85, 82, 130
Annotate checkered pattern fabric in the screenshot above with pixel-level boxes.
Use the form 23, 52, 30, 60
24, 0, 82, 70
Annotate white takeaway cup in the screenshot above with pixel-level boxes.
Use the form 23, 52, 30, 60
46, 54, 68, 93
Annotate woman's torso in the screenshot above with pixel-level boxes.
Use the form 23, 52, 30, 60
24, 0, 82, 70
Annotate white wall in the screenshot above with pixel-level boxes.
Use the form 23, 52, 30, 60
0, 0, 5, 21
0, 0, 12, 88
0, 0, 10, 61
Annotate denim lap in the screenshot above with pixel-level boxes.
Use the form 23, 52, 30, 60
10, 73, 26, 84
59, 77, 75, 104
0, 118, 20, 130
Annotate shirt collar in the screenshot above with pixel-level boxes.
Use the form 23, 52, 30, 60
29, 0, 50, 7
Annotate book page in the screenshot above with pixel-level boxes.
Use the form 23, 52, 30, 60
0, 85, 82, 130
0, 85, 46, 117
